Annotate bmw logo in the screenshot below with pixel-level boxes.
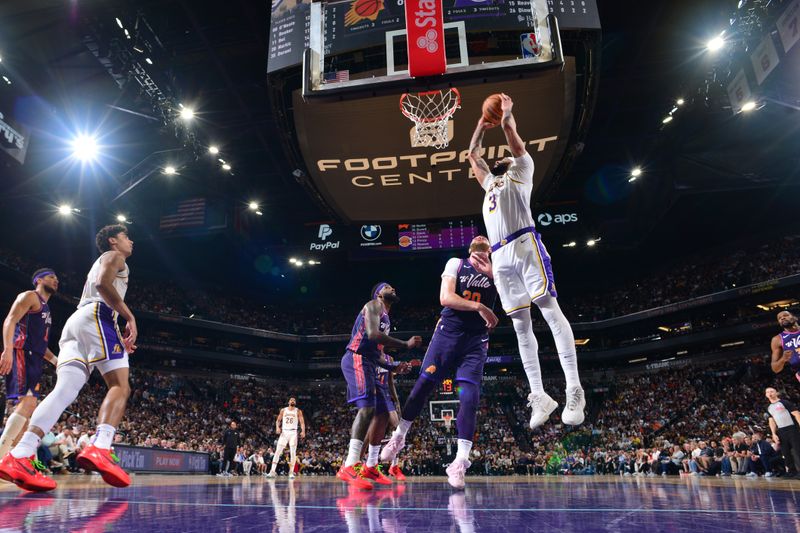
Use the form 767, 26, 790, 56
361, 225, 382, 241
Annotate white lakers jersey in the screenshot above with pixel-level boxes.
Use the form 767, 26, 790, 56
282, 407, 298, 432
78, 252, 129, 308
481, 152, 535, 245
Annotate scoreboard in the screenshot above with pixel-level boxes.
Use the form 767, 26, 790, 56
268, 0, 601, 73
397, 220, 480, 252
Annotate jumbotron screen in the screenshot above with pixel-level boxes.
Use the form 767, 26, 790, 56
397, 220, 480, 252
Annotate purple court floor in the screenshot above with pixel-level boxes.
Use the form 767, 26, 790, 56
2, 475, 800, 532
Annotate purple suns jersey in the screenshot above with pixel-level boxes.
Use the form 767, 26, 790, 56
440, 258, 497, 332
13, 293, 51, 356
377, 354, 394, 387
346, 306, 391, 362
781, 330, 800, 370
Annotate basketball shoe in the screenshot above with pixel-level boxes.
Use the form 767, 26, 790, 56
561, 386, 586, 426
527, 392, 558, 429
387, 464, 406, 481
361, 465, 392, 485
380, 433, 405, 463
76, 445, 131, 488
446, 458, 471, 490
337, 464, 373, 490
0, 453, 57, 492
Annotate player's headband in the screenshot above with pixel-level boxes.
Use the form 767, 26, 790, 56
32, 271, 55, 286
373, 282, 389, 300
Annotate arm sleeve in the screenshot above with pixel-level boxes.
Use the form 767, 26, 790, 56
441, 258, 461, 279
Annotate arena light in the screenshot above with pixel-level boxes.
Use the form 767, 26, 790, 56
662, 116, 673, 124
248, 201, 259, 211
706, 35, 725, 52
255, 210, 263, 216
208, 145, 220, 155
179, 107, 195, 120
308, 260, 317, 265
116, 214, 128, 223
587, 238, 600, 247
628, 357, 647, 364
58, 204, 73, 215
740, 101, 757, 112
2, 76, 10, 85
115, 17, 124, 29
295, 260, 304, 267
676, 98, 685, 106
145, 58, 153, 65
71, 135, 99, 162
163, 166, 177, 175
222, 163, 232, 171
562, 241, 577, 248
124, 29, 131, 39
631, 167, 642, 177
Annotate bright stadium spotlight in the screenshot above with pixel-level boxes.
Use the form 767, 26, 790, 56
631, 167, 642, 178
706, 35, 725, 52
248, 201, 259, 210
116, 214, 127, 223
222, 163, 231, 171
71, 135, 99, 162
164, 166, 177, 175
295, 260, 304, 267
179, 107, 195, 120
116, 17, 124, 29
676, 98, 685, 106
289, 257, 298, 264
662, 116, 673, 124
562, 241, 577, 248
145, 58, 153, 65
208, 145, 220, 155
587, 240, 596, 247
58, 204, 73, 215
741, 101, 757, 112
308, 260, 317, 265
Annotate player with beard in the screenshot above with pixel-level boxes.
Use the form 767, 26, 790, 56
0, 225, 136, 492
0, 269, 59, 458
467, 94, 584, 430
381, 236, 498, 488
337, 283, 420, 489
771, 311, 800, 380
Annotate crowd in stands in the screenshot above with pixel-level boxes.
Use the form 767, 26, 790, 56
6, 354, 800, 479
2, 234, 799, 335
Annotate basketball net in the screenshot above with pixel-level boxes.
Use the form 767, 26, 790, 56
399, 88, 460, 149
443, 414, 453, 431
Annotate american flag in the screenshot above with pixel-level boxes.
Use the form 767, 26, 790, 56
159, 198, 206, 231
323, 70, 350, 83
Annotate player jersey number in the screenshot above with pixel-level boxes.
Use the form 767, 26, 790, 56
487, 193, 497, 213
462, 290, 481, 303
285, 416, 295, 425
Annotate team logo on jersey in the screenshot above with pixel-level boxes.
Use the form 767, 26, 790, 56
425, 365, 437, 374
361, 225, 382, 241
112, 343, 123, 354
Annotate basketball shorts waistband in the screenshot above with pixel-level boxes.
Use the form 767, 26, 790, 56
491, 226, 537, 252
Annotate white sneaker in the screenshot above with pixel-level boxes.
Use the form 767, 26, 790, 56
289, 473, 296, 479
265, 472, 276, 478
380, 432, 406, 462
746, 472, 758, 478
527, 393, 558, 429
765, 472, 774, 478
446, 458, 471, 490
562, 386, 586, 426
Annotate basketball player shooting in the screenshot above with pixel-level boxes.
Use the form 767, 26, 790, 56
337, 283, 420, 490
771, 311, 800, 380
267, 397, 305, 479
0, 225, 136, 492
467, 93, 585, 429
0, 269, 59, 458
380, 236, 498, 489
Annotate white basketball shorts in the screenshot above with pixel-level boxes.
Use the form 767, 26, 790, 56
58, 302, 130, 376
492, 229, 557, 315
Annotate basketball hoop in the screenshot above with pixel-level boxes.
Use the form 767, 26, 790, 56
399, 88, 460, 149
443, 413, 453, 431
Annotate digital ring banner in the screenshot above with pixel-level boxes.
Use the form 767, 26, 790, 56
114, 444, 210, 473
292, 58, 576, 222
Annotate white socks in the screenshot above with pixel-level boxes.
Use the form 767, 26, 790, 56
0, 412, 28, 457
345, 439, 363, 467
11, 431, 41, 459
94, 424, 116, 449
366, 444, 381, 468
536, 296, 582, 389
396, 419, 412, 437
511, 310, 545, 395
391, 457, 398, 467
456, 439, 473, 461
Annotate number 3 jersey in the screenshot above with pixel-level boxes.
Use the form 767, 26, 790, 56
481, 152, 535, 246
439, 258, 497, 332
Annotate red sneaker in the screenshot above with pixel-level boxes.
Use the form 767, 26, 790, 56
388, 464, 407, 481
0, 453, 57, 492
336, 464, 373, 490
361, 465, 392, 485
76, 446, 131, 488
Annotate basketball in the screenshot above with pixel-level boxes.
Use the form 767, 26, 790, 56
482, 94, 503, 125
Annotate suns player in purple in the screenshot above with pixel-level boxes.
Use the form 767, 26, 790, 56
337, 283, 421, 490
0, 269, 59, 458
771, 311, 800, 380
381, 235, 499, 489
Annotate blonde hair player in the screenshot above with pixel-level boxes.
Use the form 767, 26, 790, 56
267, 397, 305, 479
467, 93, 585, 429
